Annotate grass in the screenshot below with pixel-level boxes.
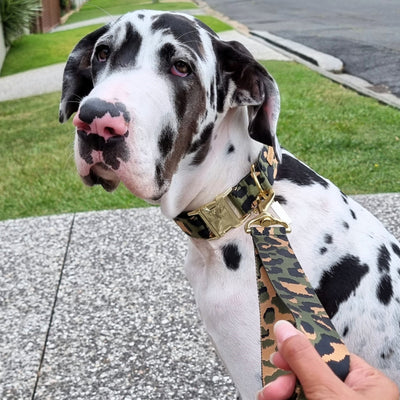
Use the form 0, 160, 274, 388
262, 61, 400, 195
64, 0, 197, 24
0, 24, 104, 76
0, 92, 148, 221
1, 61, 399, 221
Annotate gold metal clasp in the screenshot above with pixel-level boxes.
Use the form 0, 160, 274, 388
245, 207, 292, 233
250, 164, 275, 213
188, 189, 245, 239
245, 165, 292, 233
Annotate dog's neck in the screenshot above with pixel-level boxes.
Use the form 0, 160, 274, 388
159, 107, 263, 219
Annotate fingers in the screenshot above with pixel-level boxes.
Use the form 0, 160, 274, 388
270, 351, 290, 370
345, 354, 400, 400
273, 320, 346, 398
257, 373, 297, 400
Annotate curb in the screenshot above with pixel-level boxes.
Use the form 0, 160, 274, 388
251, 30, 343, 73
249, 31, 400, 110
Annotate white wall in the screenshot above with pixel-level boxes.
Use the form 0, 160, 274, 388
72, 0, 87, 9
0, 16, 6, 73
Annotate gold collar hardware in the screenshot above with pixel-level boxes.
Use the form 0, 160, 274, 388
186, 161, 291, 240
187, 188, 246, 239
245, 165, 292, 234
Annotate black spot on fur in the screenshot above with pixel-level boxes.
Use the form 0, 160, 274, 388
138, 14, 144, 19
324, 234, 333, 244
377, 244, 391, 273
209, 81, 215, 108
320, 247, 328, 255
222, 243, 241, 271
78, 99, 130, 125
155, 162, 164, 188
392, 243, 400, 258
109, 23, 142, 70
343, 221, 350, 230
215, 68, 229, 113
341, 191, 348, 204
189, 123, 214, 165
227, 143, 235, 154
159, 43, 176, 64
380, 348, 394, 360
158, 125, 175, 158
275, 154, 329, 188
77, 130, 130, 169
151, 14, 204, 58
315, 255, 369, 318
377, 274, 393, 305
274, 195, 287, 205
342, 326, 349, 337
350, 209, 357, 220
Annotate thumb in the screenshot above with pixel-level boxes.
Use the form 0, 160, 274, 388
274, 321, 348, 399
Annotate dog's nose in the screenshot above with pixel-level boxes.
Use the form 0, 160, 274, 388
73, 98, 130, 139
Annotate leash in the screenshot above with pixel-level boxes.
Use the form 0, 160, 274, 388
174, 146, 350, 398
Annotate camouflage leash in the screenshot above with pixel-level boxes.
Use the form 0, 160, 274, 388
174, 146, 350, 398
249, 226, 350, 398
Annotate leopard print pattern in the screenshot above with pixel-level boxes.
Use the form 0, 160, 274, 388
251, 226, 350, 397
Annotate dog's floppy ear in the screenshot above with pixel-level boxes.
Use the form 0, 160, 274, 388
214, 39, 281, 161
59, 24, 110, 123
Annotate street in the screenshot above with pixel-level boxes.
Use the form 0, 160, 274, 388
204, 0, 400, 97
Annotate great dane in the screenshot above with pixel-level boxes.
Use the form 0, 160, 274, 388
59, 10, 400, 399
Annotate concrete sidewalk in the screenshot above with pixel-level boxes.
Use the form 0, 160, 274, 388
1, 195, 400, 399
1, 10, 400, 400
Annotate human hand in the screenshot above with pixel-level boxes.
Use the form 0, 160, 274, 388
257, 320, 400, 400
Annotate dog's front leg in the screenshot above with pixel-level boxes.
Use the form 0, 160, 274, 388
184, 234, 263, 399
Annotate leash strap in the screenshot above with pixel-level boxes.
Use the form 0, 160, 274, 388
250, 226, 350, 398
173, 146, 350, 397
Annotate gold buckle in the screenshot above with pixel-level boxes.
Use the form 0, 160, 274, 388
250, 164, 275, 213
245, 165, 292, 233
188, 189, 245, 239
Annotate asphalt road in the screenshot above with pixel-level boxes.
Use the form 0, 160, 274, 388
204, 0, 400, 97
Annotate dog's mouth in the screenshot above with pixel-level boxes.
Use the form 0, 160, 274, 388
82, 162, 121, 192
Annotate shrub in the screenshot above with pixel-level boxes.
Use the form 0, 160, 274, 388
0, 0, 41, 46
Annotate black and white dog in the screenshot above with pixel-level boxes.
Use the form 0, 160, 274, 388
59, 10, 400, 399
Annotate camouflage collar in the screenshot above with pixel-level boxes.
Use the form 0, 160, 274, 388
174, 146, 278, 240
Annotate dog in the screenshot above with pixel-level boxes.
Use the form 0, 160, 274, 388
59, 10, 400, 399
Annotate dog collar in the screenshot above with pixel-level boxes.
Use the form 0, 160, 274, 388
174, 146, 281, 240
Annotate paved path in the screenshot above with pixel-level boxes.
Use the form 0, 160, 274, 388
2, 195, 399, 399
1, 10, 399, 400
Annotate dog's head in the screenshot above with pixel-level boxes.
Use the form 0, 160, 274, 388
60, 10, 281, 214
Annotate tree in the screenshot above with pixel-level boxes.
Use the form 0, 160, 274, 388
0, 0, 41, 46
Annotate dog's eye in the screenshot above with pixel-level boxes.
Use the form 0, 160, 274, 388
171, 60, 191, 77
96, 45, 110, 63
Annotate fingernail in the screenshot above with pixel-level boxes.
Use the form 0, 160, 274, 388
269, 351, 277, 366
274, 320, 300, 346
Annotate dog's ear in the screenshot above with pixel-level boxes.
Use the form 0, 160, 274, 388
214, 39, 281, 161
59, 24, 110, 123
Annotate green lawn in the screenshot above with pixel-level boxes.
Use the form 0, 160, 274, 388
1, 61, 399, 221
0, 24, 103, 76
64, 0, 197, 24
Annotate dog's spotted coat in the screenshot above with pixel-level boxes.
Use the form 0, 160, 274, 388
60, 10, 400, 399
